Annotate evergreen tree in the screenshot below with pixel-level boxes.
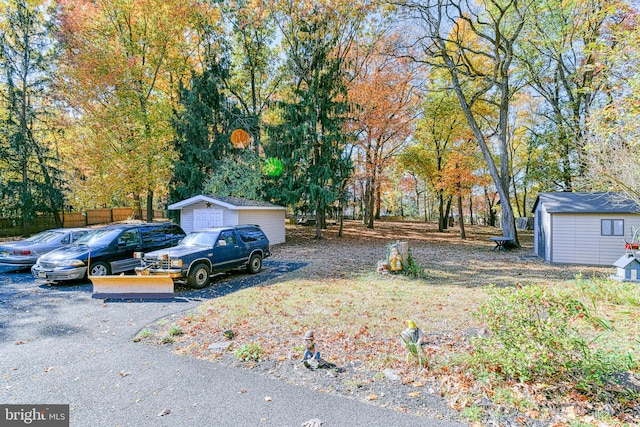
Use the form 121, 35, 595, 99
169, 62, 235, 204
265, 62, 353, 238
204, 150, 264, 200
0, 0, 63, 235
265, 3, 357, 239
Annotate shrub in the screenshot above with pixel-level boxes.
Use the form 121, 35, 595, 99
400, 334, 427, 367
469, 285, 635, 388
235, 343, 264, 362
402, 253, 430, 279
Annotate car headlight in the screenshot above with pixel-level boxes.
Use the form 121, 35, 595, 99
58, 259, 85, 267
170, 260, 182, 268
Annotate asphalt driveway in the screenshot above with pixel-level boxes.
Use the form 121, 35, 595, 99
0, 262, 465, 427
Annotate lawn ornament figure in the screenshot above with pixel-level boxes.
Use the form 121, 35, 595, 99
401, 320, 424, 346
400, 319, 427, 366
302, 330, 323, 368
388, 245, 403, 272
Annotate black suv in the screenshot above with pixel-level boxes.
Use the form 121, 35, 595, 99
32, 223, 186, 282
135, 225, 271, 289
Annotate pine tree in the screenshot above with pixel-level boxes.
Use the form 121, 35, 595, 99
0, 0, 63, 235
264, 3, 357, 239
169, 63, 235, 205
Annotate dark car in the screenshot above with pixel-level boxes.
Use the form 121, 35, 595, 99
31, 223, 186, 282
134, 225, 271, 289
0, 228, 89, 268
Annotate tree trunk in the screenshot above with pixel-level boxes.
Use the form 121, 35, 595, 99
133, 194, 143, 220
338, 203, 344, 237
444, 196, 452, 230
457, 191, 466, 240
146, 188, 154, 222
424, 191, 428, 222
366, 175, 375, 229
446, 63, 519, 246
375, 179, 381, 220
314, 199, 322, 239
438, 190, 445, 231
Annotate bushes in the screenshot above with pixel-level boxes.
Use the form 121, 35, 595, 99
469, 285, 637, 391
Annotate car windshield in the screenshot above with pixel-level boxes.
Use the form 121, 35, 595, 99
24, 230, 65, 243
74, 229, 122, 246
180, 231, 219, 247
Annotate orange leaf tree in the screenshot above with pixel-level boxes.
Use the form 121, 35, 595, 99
57, 0, 214, 218
346, 34, 418, 229
438, 140, 483, 239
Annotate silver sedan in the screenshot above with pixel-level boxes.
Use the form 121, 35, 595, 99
0, 228, 89, 268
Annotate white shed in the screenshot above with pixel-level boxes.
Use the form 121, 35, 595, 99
168, 195, 286, 244
533, 192, 640, 265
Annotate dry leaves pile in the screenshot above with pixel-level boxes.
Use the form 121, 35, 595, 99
148, 220, 637, 426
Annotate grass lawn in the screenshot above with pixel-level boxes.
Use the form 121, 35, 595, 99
146, 220, 639, 426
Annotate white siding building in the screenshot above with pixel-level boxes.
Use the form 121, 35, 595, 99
533, 192, 640, 265
168, 195, 286, 244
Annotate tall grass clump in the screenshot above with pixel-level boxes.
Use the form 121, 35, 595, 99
575, 274, 640, 307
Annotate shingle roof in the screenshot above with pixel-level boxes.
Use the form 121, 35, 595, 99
205, 195, 280, 208
168, 194, 285, 210
533, 192, 640, 214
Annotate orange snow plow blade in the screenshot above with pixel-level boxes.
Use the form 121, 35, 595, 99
90, 275, 174, 299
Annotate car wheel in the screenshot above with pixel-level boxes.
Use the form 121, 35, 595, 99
187, 263, 210, 289
247, 253, 262, 274
89, 261, 110, 277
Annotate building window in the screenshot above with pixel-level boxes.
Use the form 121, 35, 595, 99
602, 219, 624, 236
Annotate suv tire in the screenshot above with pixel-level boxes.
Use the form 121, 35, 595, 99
247, 253, 262, 274
187, 262, 210, 289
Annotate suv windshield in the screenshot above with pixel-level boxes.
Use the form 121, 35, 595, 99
74, 229, 122, 246
181, 231, 220, 247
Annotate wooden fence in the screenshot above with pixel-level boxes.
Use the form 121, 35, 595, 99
0, 208, 165, 237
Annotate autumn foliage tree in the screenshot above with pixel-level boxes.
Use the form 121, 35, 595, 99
399, 0, 530, 247
438, 141, 483, 239
398, 75, 470, 232
583, 11, 640, 203
347, 35, 417, 229
519, 0, 630, 191
57, 0, 211, 219
222, 0, 280, 154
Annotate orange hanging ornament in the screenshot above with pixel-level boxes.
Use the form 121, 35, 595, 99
230, 129, 251, 149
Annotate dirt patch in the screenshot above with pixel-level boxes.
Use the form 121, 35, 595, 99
272, 219, 607, 286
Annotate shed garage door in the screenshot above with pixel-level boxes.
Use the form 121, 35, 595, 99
193, 209, 223, 230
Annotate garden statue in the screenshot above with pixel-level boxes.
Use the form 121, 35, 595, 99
302, 330, 323, 368
388, 245, 403, 271
401, 319, 424, 346
401, 320, 426, 366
